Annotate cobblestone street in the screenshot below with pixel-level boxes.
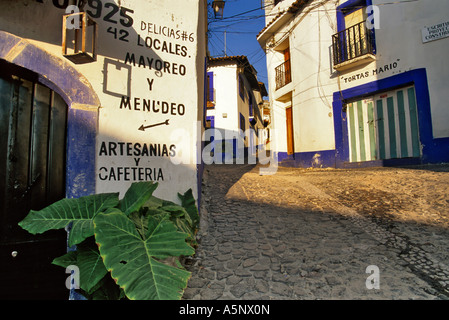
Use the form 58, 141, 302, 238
184, 163, 449, 300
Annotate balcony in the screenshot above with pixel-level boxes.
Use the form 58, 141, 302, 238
275, 59, 291, 90
332, 20, 376, 71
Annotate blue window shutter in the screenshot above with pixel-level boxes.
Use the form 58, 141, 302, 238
240, 112, 245, 132
249, 94, 253, 116
239, 74, 245, 100
207, 72, 214, 101
203, 58, 208, 127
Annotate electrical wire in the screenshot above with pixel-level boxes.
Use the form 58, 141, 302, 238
208, 0, 422, 30
208, 0, 423, 93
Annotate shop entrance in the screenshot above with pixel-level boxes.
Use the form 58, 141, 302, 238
0, 61, 68, 299
346, 85, 421, 162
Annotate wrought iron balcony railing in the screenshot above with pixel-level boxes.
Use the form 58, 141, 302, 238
275, 59, 292, 90
332, 20, 375, 66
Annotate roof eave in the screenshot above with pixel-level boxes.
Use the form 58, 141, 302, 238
257, 0, 310, 45
256, 10, 290, 45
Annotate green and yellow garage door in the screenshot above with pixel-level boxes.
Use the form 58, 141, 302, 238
346, 85, 421, 162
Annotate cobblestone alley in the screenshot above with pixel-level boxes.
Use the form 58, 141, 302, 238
184, 163, 449, 300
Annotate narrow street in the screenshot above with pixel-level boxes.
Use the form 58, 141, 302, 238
184, 163, 449, 300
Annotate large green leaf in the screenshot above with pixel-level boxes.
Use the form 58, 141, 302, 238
76, 240, 109, 294
86, 275, 125, 300
171, 216, 197, 246
178, 189, 200, 228
18, 193, 119, 246
141, 189, 199, 245
52, 250, 78, 268
119, 182, 158, 216
52, 240, 108, 294
144, 195, 164, 208
93, 210, 194, 300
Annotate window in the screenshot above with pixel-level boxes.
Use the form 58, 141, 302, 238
206, 72, 214, 109
239, 74, 245, 101
240, 112, 246, 132
332, 0, 376, 68
205, 116, 215, 130
275, 47, 291, 90
249, 94, 254, 117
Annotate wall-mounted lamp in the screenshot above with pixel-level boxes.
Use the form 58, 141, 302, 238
212, 1, 225, 19
62, 12, 97, 63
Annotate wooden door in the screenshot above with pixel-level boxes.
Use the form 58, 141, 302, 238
346, 98, 377, 162
346, 86, 421, 162
286, 107, 294, 155
283, 48, 291, 84
0, 64, 68, 299
374, 86, 420, 160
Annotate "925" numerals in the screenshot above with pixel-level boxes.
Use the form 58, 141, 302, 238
86, 0, 134, 28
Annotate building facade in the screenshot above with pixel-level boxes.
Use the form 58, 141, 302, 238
205, 55, 268, 161
258, 0, 449, 168
0, 0, 208, 298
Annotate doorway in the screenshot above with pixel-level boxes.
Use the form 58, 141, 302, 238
286, 107, 294, 155
346, 85, 421, 162
0, 61, 68, 299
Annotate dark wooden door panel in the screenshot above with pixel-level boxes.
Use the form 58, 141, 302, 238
0, 235, 68, 299
47, 92, 67, 204
0, 63, 68, 299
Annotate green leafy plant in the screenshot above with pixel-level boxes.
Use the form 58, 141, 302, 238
18, 182, 199, 300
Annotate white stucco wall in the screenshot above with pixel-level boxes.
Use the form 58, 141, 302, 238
207, 63, 239, 134
340, 0, 449, 138
289, 4, 337, 152
0, 0, 207, 202
264, 0, 298, 25
270, 100, 289, 153
207, 61, 264, 152
263, 0, 338, 155
260, 0, 449, 158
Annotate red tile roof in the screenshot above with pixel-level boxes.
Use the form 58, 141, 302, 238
207, 56, 266, 95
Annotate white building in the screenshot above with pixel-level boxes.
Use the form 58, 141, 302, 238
205, 55, 268, 161
257, 0, 449, 168
0, 0, 208, 298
